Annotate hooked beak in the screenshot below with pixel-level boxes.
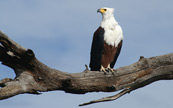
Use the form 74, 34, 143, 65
97, 9, 101, 13
97, 8, 106, 13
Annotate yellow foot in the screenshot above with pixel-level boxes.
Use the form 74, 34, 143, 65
100, 65, 115, 75
106, 68, 115, 72
100, 66, 108, 75
100, 66, 106, 72
106, 68, 115, 75
106, 64, 115, 74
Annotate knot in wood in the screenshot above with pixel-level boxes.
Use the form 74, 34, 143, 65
26, 49, 35, 57
21, 49, 35, 63
62, 78, 72, 88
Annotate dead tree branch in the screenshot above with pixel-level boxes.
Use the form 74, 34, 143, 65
79, 88, 131, 106
0, 30, 173, 106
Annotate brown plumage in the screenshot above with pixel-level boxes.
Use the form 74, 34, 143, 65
101, 40, 123, 68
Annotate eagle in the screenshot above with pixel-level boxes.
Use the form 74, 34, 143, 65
89, 7, 123, 72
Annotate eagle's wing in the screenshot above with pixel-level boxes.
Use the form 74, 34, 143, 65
89, 27, 104, 71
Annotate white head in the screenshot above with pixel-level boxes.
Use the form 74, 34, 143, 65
97, 7, 115, 20
97, 7, 118, 28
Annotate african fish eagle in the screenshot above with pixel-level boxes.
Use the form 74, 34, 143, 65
89, 7, 123, 72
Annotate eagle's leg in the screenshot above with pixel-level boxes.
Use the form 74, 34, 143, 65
106, 64, 115, 73
100, 65, 107, 73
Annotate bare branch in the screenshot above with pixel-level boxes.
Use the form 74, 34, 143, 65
79, 88, 132, 106
0, 30, 173, 105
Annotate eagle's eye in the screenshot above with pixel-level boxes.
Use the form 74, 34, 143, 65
104, 9, 107, 11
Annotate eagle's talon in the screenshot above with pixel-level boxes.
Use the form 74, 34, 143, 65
108, 68, 115, 75
108, 68, 115, 72
100, 66, 107, 74
100, 69, 106, 73
106, 64, 115, 74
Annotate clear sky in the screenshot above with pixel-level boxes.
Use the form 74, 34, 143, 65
0, 0, 173, 108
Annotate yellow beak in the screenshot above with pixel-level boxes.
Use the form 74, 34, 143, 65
97, 8, 106, 13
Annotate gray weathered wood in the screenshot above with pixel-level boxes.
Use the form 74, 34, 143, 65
0, 30, 173, 105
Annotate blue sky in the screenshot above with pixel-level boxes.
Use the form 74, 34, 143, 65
0, 0, 173, 108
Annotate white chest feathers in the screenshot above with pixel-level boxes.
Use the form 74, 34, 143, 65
103, 24, 123, 47
101, 18, 123, 47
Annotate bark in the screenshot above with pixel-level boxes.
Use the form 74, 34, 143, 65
0, 31, 173, 106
